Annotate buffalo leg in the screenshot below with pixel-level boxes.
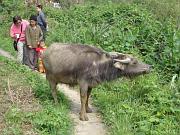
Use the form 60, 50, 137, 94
49, 80, 58, 104
79, 83, 88, 121
86, 88, 92, 113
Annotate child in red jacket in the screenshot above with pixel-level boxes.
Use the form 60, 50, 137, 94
36, 42, 46, 73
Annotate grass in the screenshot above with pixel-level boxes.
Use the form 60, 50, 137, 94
0, 56, 73, 135
0, 29, 16, 56
92, 74, 180, 135
85, 0, 180, 27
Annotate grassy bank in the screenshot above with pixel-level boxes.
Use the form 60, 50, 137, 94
92, 74, 180, 135
86, 0, 180, 28
0, 56, 73, 134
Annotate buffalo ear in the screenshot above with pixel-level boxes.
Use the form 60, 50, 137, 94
114, 62, 125, 70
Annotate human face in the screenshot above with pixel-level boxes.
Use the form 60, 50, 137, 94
36, 7, 41, 12
40, 42, 45, 47
30, 20, 36, 27
14, 20, 22, 26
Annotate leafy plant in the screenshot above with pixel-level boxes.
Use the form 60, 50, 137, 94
45, 4, 179, 80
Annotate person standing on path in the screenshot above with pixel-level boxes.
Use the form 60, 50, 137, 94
10, 16, 29, 63
25, 15, 43, 71
36, 4, 47, 41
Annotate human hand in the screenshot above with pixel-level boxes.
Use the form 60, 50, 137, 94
15, 34, 20, 39
28, 45, 32, 48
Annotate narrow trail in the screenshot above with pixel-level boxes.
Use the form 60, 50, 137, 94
59, 84, 107, 135
0, 49, 15, 60
0, 48, 107, 135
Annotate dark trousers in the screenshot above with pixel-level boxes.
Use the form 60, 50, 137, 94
40, 26, 47, 41
23, 45, 38, 70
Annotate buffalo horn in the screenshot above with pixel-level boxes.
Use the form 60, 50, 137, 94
114, 58, 131, 64
109, 52, 118, 56
109, 52, 126, 59
109, 52, 125, 56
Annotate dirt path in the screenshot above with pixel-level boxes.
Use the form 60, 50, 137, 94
59, 84, 107, 135
0, 48, 107, 135
0, 49, 15, 60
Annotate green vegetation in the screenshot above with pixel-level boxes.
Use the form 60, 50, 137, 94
44, 2, 180, 135
93, 74, 180, 135
45, 4, 179, 80
0, 56, 72, 134
0, 0, 179, 135
86, 0, 180, 27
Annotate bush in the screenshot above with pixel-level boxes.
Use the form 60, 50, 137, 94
45, 4, 179, 80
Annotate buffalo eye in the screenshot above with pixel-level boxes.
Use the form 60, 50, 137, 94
133, 60, 138, 65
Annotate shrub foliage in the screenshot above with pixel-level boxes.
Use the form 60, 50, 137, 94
45, 4, 179, 80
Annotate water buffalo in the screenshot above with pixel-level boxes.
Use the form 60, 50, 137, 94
42, 43, 151, 121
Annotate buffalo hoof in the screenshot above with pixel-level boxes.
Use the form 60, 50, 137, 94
86, 107, 92, 113
79, 114, 89, 121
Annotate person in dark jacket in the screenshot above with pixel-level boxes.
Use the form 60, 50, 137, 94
36, 4, 47, 41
